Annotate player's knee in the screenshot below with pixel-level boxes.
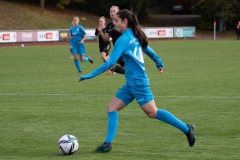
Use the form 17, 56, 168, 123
79, 57, 84, 62
146, 112, 156, 119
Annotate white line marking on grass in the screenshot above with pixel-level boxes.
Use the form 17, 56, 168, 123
0, 93, 239, 99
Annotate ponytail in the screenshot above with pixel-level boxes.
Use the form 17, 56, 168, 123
116, 9, 148, 48
130, 13, 148, 48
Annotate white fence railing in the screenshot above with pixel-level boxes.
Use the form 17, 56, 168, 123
0, 27, 195, 43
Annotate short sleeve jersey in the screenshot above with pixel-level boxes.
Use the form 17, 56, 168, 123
95, 28, 110, 49
103, 22, 122, 46
70, 25, 86, 45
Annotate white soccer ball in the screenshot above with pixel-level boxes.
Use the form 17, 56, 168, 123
58, 134, 79, 155
21, 44, 24, 48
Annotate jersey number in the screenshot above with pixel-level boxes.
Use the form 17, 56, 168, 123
133, 47, 144, 63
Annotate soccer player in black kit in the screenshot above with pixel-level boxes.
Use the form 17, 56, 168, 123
95, 16, 113, 74
97, 6, 125, 74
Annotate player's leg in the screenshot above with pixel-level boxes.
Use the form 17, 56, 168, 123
101, 51, 110, 75
78, 43, 93, 63
109, 57, 125, 74
137, 86, 196, 147
110, 65, 124, 74
70, 46, 82, 73
101, 46, 110, 74
101, 51, 109, 62
101, 44, 110, 62
95, 85, 134, 153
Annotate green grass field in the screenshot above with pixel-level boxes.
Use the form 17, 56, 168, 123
0, 40, 240, 160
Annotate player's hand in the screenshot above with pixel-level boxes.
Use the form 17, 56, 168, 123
78, 78, 82, 82
97, 25, 103, 32
62, 37, 67, 41
159, 67, 163, 74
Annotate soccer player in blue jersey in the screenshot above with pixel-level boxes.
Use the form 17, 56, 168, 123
68, 16, 93, 73
78, 9, 196, 152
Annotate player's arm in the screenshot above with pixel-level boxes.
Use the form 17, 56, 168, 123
62, 35, 72, 41
97, 25, 110, 42
63, 28, 73, 41
143, 46, 164, 74
94, 28, 98, 40
80, 34, 87, 44
79, 39, 124, 82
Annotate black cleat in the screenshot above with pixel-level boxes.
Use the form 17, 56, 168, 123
186, 124, 196, 147
95, 142, 112, 153
88, 56, 93, 63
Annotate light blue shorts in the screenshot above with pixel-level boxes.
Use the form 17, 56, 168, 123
70, 43, 86, 56
115, 84, 154, 107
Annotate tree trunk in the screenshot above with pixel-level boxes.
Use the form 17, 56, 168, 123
129, 0, 138, 18
40, 0, 45, 10
129, 0, 133, 13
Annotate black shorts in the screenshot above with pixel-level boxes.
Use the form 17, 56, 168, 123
100, 43, 111, 56
117, 56, 125, 67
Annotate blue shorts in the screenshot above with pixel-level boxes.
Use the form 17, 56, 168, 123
115, 84, 154, 107
70, 43, 86, 56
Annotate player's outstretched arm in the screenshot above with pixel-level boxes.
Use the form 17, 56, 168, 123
78, 39, 125, 82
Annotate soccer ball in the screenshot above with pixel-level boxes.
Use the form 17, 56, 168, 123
58, 134, 79, 155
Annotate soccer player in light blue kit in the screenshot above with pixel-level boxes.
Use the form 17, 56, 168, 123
78, 9, 196, 152
69, 16, 93, 73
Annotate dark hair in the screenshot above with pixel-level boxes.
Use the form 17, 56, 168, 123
116, 9, 148, 48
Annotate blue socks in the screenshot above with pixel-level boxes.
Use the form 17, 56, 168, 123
105, 111, 118, 143
104, 109, 188, 143
83, 57, 88, 62
156, 109, 189, 133
74, 59, 81, 72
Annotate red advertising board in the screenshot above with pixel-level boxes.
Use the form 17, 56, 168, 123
16, 32, 38, 42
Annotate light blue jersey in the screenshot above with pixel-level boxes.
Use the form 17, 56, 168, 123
69, 25, 86, 55
81, 29, 164, 87
69, 25, 86, 46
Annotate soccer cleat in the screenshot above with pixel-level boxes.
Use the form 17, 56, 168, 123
77, 71, 82, 74
185, 124, 196, 147
88, 56, 93, 63
95, 142, 112, 153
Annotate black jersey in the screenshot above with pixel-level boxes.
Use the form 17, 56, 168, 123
95, 28, 110, 50
103, 22, 122, 46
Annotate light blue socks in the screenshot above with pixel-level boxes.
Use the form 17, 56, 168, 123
105, 111, 118, 143
156, 109, 189, 133
104, 109, 188, 143
74, 59, 81, 72
83, 57, 89, 62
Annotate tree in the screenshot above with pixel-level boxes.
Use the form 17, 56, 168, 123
40, 0, 45, 9
57, 0, 84, 9
102, 0, 152, 20
190, 0, 240, 31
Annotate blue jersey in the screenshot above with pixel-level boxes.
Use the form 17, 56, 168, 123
80, 29, 164, 86
69, 25, 86, 45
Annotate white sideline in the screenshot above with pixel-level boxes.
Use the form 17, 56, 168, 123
0, 93, 239, 99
